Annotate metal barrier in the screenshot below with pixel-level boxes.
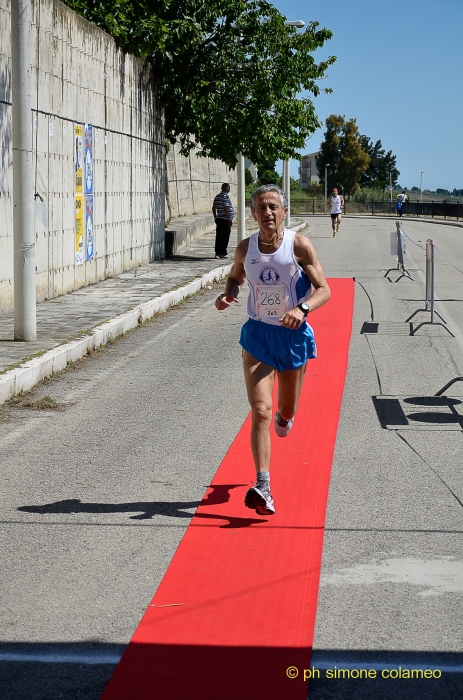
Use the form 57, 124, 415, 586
280, 199, 462, 217
435, 377, 463, 396
384, 221, 414, 282
405, 239, 455, 337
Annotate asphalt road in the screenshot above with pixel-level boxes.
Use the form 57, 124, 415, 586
1, 216, 463, 700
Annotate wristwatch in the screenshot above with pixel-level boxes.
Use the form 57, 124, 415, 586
297, 302, 310, 317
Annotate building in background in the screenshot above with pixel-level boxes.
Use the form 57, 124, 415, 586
299, 151, 320, 189
244, 158, 258, 180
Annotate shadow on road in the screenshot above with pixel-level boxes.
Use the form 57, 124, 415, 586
17, 483, 267, 528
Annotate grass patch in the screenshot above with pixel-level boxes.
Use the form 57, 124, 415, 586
0, 350, 48, 376
8, 393, 60, 410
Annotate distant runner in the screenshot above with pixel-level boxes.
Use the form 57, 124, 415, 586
327, 187, 344, 237
396, 191, 407, 217
215, 184, 331, 516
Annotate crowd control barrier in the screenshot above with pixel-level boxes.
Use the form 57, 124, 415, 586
435, 376, 463, 396
405, 239, 455, 337
384, 221, 414, 282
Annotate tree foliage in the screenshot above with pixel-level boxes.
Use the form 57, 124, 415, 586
64, 0, 335, 168
359, 136, 400, 190
316, 115, 370, 196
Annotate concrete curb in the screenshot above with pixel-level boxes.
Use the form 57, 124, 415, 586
290, 220, 308, 232
0, 264, 232, 406
0, 221, 307, 406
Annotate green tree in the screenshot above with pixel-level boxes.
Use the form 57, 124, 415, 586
244, 168, 254, 186
359, 136, 400, 190
64, 0, 335, 168
257, 169, 281, 186
316, 115, 370, 196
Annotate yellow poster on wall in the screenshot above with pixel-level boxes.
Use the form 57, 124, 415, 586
75, 195, 84, 265
74, 124, 83, 195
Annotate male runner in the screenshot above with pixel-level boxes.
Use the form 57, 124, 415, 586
396, 191, 407, 217
327, 187, 344, 236
215, 184, 331, 515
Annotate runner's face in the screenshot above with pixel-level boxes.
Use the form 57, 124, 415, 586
252, 192, 288, 236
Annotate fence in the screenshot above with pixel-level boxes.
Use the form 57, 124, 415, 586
250, 198, 463, 219
384, 221, 414, 282
405, 238, 454, 337
385, 225, 462, 394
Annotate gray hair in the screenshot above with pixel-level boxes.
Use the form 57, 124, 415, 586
251, 184, 288, 211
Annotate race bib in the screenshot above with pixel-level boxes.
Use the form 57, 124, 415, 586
255, 285, 287, 320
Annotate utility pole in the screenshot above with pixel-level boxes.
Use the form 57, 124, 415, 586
237, 153, 246, 243
420, 171, 424, 202
11, 0, 36, 340
324, 164, 330, 213
281, 20, 304, 230
283, 159, 290, 228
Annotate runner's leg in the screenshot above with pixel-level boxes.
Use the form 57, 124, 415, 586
277, 363, 307, 421
242, 350, 276, 474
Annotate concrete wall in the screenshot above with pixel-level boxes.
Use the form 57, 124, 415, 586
166, 140, 237, 220
0, 0, 165, 313
0, 0, 236, 316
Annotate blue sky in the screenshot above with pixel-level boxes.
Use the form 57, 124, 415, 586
273, 0, 463, 191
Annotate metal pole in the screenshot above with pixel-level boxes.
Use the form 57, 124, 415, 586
12, 0, 36, 341
406, 236, 454, 336
429, 240, 435, 323
425, 239, 432, 310
283, 159, 290, 228
420, 171, 424, 202
324, 164, 329, 213
237, 153, 246, 243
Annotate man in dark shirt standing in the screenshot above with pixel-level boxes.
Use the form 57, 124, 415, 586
212, 183, 235, 259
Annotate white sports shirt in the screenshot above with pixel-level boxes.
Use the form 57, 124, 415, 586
244, 228, 312, 326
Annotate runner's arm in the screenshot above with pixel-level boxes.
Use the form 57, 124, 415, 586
215, 239, 249, 310
293, 235, 331, 312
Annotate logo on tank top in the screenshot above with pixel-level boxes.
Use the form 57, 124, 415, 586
259, 266, 280, 285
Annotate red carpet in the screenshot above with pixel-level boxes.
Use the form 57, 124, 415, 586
101, 278, 354, 700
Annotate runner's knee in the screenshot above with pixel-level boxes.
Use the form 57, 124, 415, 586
251, 400, 272, 426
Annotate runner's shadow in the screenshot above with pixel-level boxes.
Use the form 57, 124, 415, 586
17, 484, 265, 527
193, 512, 268, 528
18, 499, 200, 520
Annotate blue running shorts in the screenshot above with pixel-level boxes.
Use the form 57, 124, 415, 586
239, 317, 317, 372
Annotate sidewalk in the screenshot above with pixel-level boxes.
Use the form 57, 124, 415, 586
0, 215, 307, 404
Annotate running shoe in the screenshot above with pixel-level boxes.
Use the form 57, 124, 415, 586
274, 411, 294, 437
332, 231, 336, 237
336, 223, 340, 232
244, 482, 275, 516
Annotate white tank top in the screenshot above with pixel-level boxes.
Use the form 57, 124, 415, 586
244, 229, 312, 326
330, 195, 342, 214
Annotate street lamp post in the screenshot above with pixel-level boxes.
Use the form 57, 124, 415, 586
282, 159, 290, 228
282, 20, 305, 228
324, 164, 330, 213
237, 154, 246, 243
390, 171, 393, 202
11, 0, 37, 341
285, 19, 305, 28
420, 171, 424, 202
